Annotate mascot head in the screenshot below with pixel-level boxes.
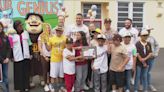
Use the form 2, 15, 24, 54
25, 13, 44, 34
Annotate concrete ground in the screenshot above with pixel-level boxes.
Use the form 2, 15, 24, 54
8, 49, 164, 92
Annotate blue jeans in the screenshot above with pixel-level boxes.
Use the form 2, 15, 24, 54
2, 63, 9, 92
125, 70, 132, 90
134, 66, 148, 91
147, 58, 155, 86
0, 82, 7, 92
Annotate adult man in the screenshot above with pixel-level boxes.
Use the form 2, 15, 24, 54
119, 18, 139, 44
145, 25, 160, 92
67, 13, 90, 43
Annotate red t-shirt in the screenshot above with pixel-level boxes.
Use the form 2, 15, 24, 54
73, 43, 87, 65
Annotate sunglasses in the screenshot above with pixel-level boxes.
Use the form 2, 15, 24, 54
142, 35, 148, 37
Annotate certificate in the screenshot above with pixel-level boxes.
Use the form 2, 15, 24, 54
82, 46, 97, 59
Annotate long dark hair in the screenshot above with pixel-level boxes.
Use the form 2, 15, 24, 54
0, 22, 5, 36
75, 31, 88, 46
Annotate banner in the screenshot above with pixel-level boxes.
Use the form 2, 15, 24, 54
0, 0, 64, 27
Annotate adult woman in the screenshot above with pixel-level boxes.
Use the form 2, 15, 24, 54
38, 23, 51, 91
10, 20, 32, 92
0, 22, 11, 92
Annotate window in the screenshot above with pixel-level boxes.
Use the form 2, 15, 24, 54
82, 3, 102, 28
117, 2, 144, 31
82, 3, 101, 19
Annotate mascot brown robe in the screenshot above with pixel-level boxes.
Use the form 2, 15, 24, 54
25, 13, 43, 77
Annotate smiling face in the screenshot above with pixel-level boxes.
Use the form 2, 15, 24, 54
25, 15, 43, 34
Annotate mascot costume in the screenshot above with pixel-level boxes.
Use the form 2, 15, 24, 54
25, 13, 44, 87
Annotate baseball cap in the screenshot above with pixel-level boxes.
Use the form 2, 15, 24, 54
97, 34, 106, 40
122, 31, 132, 37
92, 28, 101, 34
143, 25, 154, 30
55, 25, 64, 31
66, 38, 73, 44
140, 30, 149, 36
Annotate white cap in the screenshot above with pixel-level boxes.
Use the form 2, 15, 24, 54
97, 34, 106, 39
143, 25, 154, 30
140, 30, 149, 36
122, 31, 132, 37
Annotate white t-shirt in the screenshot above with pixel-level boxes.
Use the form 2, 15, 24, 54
63, 48, 76, 74
90, 39, 98, 47
93, 45, 108, 73
119, 27, 139, 44
10, 31, 31, 62
122, 43, 137, 70
67, 24, 90, 42
38, 36, 51, 57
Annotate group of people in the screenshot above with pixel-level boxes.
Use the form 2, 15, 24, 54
0, 11, 160, 92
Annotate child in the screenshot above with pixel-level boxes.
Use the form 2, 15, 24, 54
86, 28, 101, 88
63, 38, 83, 92
122, 31, 137, 92
45, 25, 66, 92
134, 30, 152, 92
74, 31, 89, 92
90, 28, 101, 46
109, 34, 129, 92
92, 34, 108, 92
38, 23, 52, 91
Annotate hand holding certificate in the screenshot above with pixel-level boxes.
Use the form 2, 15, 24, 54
82, 46, 97, 59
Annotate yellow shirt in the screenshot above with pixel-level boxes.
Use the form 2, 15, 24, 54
48, 35, 66, 62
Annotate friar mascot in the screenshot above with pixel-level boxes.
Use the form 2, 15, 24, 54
25, 13, 44, 87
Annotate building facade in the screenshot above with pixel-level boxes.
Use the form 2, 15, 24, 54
63, 0, 164, 47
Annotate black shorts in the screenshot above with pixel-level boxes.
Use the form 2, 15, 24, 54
110, 70, 125, 88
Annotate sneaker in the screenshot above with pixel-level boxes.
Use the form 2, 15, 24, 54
149, 85, 157, 91
25, 89, 29, 92
111, 90, 117, 92
49, 84, 55, 92
125, 89, 130, 92
131, 78, 135, 85
60, 86, 67, 92
83, 84, 89, 90
58, 89, 63, 92
44, 84, 50, 92
88, 81, 93, 88
72, 86, 74, 92
139, 85, 143, 91
41, 81, 45, 86
30, 82, 35, 88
